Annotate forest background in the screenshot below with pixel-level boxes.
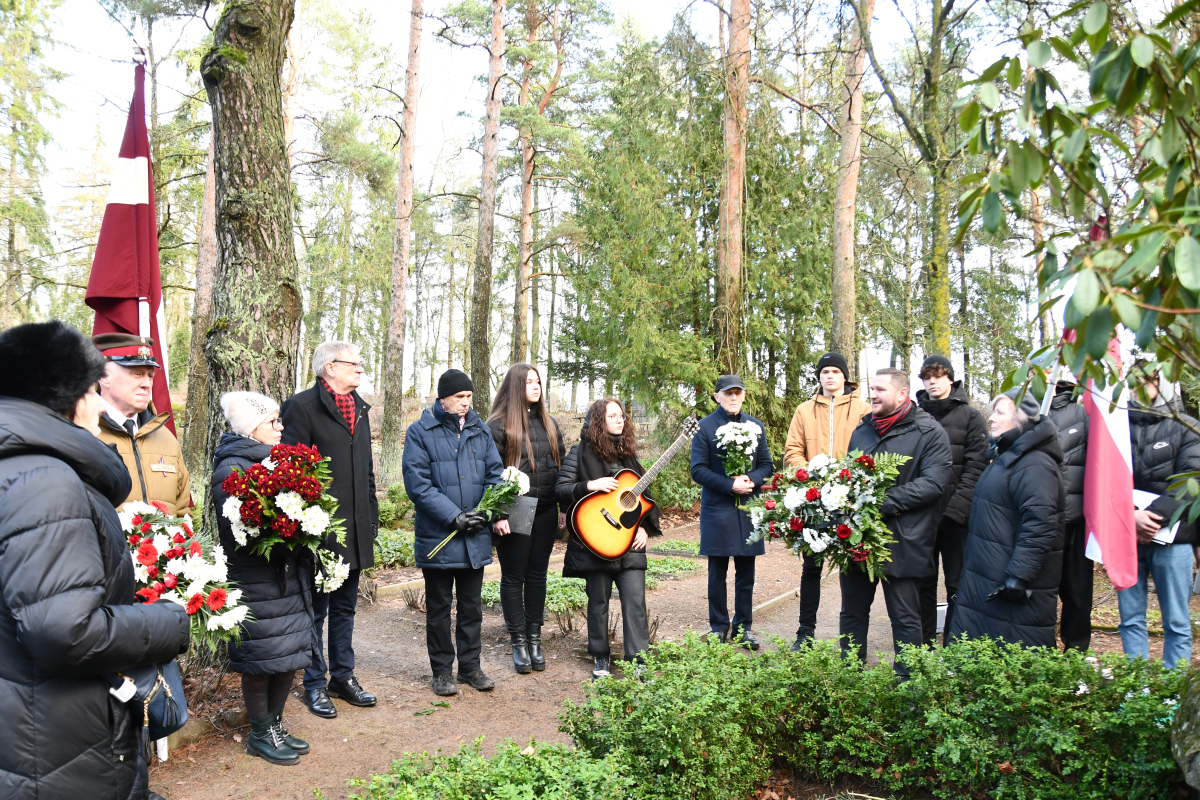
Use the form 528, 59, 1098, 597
3, 0, 1111, 474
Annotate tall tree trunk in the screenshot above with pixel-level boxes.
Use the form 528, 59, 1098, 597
200, 0, 303, 507
512, 2, 536, 364
829, 0, 876, 364
958, 237, 969, 391
380, 0, 423, 486
182, 139, 218, 481
469, 0, 506, 413
1031, 185, 1053, 345
529, 185, 540, 365
927, 163, 952, 354
716, 0, 750, 375
282, 27, 301, 162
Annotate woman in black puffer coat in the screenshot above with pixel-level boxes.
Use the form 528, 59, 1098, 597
950, 389, 1064, 648
0, 321, 190, 800
486, 363, 566, 674
213, 392, 315, 767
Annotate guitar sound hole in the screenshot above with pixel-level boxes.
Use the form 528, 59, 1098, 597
619, 491, 638, 511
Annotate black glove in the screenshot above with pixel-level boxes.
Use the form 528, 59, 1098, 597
454, 511, 489, 535
986, 576, 1031, 604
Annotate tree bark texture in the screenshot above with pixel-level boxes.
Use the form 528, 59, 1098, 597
380, 0, 423, 487
716, 0, 749, 376
200, 0, 303, 507
182, 138, 218, 483
829, 0, 876, 366
469, 0, 506, 413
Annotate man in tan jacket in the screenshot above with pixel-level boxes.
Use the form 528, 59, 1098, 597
94, 333, 191, 516
783, 351, 871, 650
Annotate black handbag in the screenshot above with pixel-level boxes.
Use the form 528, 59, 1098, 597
108, 659, 188, 757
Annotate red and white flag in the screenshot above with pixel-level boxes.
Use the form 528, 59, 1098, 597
1081, 339, 1138, 590
85, 62, 174, 434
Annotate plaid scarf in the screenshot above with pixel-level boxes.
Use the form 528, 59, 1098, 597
319, 377, 356, 434
871, 398, 913, 438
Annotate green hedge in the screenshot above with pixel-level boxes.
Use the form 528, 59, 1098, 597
354, 635, 1184, 800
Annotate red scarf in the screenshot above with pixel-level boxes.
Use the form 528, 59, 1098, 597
871, 398, 913, 437
319, 377, 356, 434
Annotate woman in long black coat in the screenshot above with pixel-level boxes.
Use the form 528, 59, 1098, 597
214, 392, 315, 766
556, 399, 661, 680
0, 321, 190, 800
950, 390, 1064, 648
487, 363, 566, 674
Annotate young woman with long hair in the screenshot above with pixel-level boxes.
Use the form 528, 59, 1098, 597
555, 398, 661, 680
486, 363, 566, 673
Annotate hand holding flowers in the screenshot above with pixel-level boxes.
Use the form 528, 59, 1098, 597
713, 421, 761, 507
428, 466, 530, 558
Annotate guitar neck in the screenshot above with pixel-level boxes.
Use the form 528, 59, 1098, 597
632, 432, 691, 495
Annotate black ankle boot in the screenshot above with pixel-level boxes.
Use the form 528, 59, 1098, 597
511, 631, 532, 674
274, 712, 309, 755
247, 714, 299, 766
527, 623, 546, 671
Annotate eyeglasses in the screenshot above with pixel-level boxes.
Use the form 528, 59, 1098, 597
332, 359, 365, 372
606, 413, 627, 421
261, 418, 284, 430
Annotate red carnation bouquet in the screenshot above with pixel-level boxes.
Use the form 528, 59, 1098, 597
121, 500, 248, 650
744, 451, 909, 580
220, 443, 348, 592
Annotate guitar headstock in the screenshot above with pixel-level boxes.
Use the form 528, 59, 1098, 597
682, 417, 700, 438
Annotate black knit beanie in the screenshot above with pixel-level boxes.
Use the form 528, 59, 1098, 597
815, 352, 850, 381
437, 368, 474, 399
0, 321, 108, 415
920, 354, 954, 381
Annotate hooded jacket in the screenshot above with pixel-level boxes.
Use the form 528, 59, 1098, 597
950, 416, 1065, 647
846, 405, 954, 578
402, 401, 504, 570
1048, 386, 1088, 525
0, 398, 190, 800
916, 381, 988, 525
98, 403, 191, 516
488, 409, 566, 508
783, 388, 871, 467
211, 434, 315, 675
1128, 396, 1200, 546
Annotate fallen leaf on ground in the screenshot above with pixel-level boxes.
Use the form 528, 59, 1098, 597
232, 734, 241, 743
414, 709, 435, 716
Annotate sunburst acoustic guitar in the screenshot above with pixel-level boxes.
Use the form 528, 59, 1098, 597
569, 417, 701, 560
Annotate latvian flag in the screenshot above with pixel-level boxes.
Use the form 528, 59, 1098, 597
84, 62, 175, 433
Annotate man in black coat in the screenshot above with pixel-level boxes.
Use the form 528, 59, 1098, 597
915, 355, 987, 644
842, 368, 953, 678
281, 341, 379, 718
1048, 381, 1091, 650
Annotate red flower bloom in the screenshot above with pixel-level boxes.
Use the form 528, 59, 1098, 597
790, 517, 803, 531
221, 471, 249, 498
182, 522, 194, 538
136, 587, 160, 604
849, 547, 870, 562
206, 588, 228, 611
152, 581, 166, 594
839, 468, 851, 479
131, 515, 143, 526
136, 541, 158, 566
139, 522, 152, 533
273, 514, 299, 539
185, 593, 204, 614
147, 565, 159, 579
764, 499, 776, 510
240, 497, 264, 526
189, 541, 203, 557
795, 469, 809, 482
836, 524, 852, 539
150, 500, 170, 514
173, 532, 185, 544
163, 573, 177, 589
768, 520, 779, 538
805, 487, 821, 502
128, 535, 140, 546
854, 454, 875, 470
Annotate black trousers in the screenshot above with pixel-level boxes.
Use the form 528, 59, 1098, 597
304, 567, 361, 691
494, 504, 558, 634
839, 569, 923, 679
423, 566, 484, 675
796, 551, 823, 635
1059, 520, 1094, 650
919, 517, 968, 644
708, 555, 756, 634
584, 569, 649, 661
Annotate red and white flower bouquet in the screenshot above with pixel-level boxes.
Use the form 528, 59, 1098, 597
220, 442, 349, 592
745, 451, 909, 580
121, 500, 248, 650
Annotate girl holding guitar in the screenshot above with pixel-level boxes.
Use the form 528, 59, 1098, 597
555, 398, 662, 679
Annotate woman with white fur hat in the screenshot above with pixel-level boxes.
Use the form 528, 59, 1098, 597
212, 391, 315, 766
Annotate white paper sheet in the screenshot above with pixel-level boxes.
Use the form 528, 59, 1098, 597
1131, 490, 1179, 544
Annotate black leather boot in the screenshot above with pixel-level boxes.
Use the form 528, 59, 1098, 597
275, 713, 309, 755
791, 625, 815, 652
511, 631, 532, 674
526, 623, 546, 671
247, 714, 299, 766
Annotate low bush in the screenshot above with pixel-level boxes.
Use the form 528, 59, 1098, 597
480, 574, 587, 614
645, 454, 700, 510
373, 528, 415, 569
378, 483, 414, 530
649, 538, 700, 556
644, 555, 700, 591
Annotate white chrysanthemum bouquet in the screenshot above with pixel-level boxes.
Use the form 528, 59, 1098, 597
428, 466, 530, 557
713, 420, 761, 507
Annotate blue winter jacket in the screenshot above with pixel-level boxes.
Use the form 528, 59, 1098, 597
402, 401, 504, 570
690, 406, 775, 557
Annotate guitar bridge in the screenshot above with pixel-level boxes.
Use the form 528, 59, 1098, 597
600, 509, 621, 529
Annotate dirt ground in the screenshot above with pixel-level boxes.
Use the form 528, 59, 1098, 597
151, 517, 1196, 800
